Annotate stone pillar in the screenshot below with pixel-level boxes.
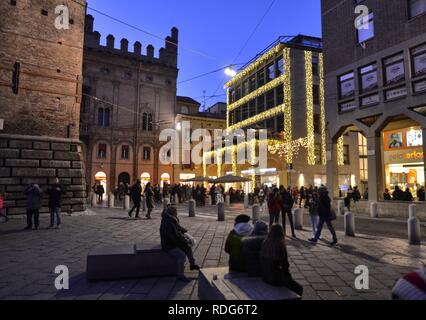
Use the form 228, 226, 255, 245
244, 194, 249, 209
108, 193, 114, 208
225, 194, 230, 206
252, 204, 260, 222
326, 137, 339, 198
337, 200, 345, 216
293, 208, 303, 230
189, 199, 196, 217
217, 202, 225, 222
366, 134, 382, 203
344, 212, 356, 237
124, 195, 130, 210
91, 193, 97, 207
370, 201, 378, 218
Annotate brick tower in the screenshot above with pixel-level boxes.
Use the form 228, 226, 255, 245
0, 0, 88, 215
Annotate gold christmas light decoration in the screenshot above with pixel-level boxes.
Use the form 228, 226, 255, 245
337, 136, 344, 167
305, 51, 315, 166
268, 137, 309, 159
227, 103, 285, 131
232, 145, 237, 175
225, 43, 284, 88
283, 47, 293, 164
319, 53, 327, 166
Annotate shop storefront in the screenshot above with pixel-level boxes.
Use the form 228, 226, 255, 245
383, 127, 425, 195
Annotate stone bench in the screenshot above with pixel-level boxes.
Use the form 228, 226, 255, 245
198, 267, 301, 300
86, 243, 178, 281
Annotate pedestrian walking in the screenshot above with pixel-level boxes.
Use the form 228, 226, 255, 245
307, 188, 319, 239
267, 188, 281, 227
128, 180, 142, 219
46, 178, 64, 229
144, 182, 154, 219
24, 184, 43, 230
96, 183, 105, 204
309, 187, 338, 245
280, 186, 296, 238
260, 224, 303, 296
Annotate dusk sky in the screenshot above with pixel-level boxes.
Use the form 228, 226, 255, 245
87, 0, 322, 109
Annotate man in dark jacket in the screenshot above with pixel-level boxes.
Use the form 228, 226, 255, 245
280, 186, 296, 238
309, 187, 338, 245
242, 221, 268, 277
24, 184, 43, 230
393, 186, 404, 201
144, 182, 154, 219
128, 180, 142, 218
160, 206, 199, 282
46, 178, 65, 229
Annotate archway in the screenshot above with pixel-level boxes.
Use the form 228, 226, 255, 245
161, 173, 171, 188
118, 172, 130, 187
94, 171, 107, 200
141, 172, 151, 189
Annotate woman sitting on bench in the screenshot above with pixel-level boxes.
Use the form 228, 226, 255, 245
260, 224, 303, 296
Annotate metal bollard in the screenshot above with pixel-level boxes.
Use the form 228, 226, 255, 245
108, 193, 114, 208
91, 193, 97, 207
293, 208, 303, 230
163, 198, 170, 210
218, 202, 225, 221
124, 195, 130, 210
408, 216, 421, 245
370, 202, 378, 218
189, 199, 196, 217
344, 212, 356, 237
337, 200, 345, 216
252, 204, 260, 222
409, 204, 417, 219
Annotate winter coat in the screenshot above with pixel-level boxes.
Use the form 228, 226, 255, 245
318, 193, 332, 220
281, 191, 294, 211
242, 236, 266, 277
130, 184, 142, 203
225, 223, 253, 272
268, 193, 281, 214
46, 183, 64, 208
24, 185, 43, 210
144, 186, 154, 209
260, 248, 290, 285
160, 212, 190, 253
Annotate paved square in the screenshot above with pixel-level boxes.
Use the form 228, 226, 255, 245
0, 203, 424, 300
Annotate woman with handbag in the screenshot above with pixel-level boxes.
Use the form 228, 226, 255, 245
308, 187, 338, 246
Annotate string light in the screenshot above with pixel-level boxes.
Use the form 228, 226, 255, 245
232, 145, 237, 175
305, 51, 315, 166
227, 103, 285, 131
268, 137, 309, 159
224, 44, 284, 88
337, 136, 344, 167
319, 53, 327, 166
283, 47, 293, 164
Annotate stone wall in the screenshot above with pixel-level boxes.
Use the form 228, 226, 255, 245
0, 134, 87, 216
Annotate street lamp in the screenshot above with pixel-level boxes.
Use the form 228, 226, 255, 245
224, 66, 237, 77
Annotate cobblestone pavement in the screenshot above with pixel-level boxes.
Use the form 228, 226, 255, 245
0, 202, 424, 300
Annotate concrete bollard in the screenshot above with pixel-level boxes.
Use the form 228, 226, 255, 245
293, 208, 303, 230
409, 204, 417, 219
163, 198, 170, 210
337, 200, 345, 216
124, 195, 130, 210
408, 217, 421, 245
225, 194, 231, 206
189, 199, 196, 217
344, 212, 356, 237
370, 202, 378, 218
206, 195, 212, 206
217, 202, 225, 222
244, 194, 249, 209
142, 197, 147, 212
108, 193, 114, 208
252, 204, 260, 222
91, 193, 97, 207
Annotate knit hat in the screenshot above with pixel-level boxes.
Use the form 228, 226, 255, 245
252, 220, 268, 236
234, 214, 251, 225
234, 223, 254, 236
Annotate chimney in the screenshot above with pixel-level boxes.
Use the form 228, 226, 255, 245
134, 41, 142, 55
120, 38, 129, 52
106, 35, 115, 49
146, 45, 154, 58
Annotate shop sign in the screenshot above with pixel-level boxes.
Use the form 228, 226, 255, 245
361, 94, 380, 107
384, 149, 424, 164
339, 100, 357, 112
385, 86, 407, 101
413, 79, 426, 94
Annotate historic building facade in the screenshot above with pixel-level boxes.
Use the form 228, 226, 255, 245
81, 15, 179, 195
322, 0, 426, 207
174, 97, 227, 183
205, 35, 360, 191
0, 0, 87, 215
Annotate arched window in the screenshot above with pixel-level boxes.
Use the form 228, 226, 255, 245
98, 107, 110, 127
142, 113, 153, 131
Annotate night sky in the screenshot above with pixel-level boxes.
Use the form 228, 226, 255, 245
87, 0, 322, 109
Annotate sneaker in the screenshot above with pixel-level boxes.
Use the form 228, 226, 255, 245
190, 264, 200, 271
292, 234, 297, 239
177, 276, 190, 283
331, 240, 338, 246
308, 238, 318, 243
128, 212, 132, 218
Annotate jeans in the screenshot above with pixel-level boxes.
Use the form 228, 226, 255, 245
281, 208, 295, 236
50, 207, 62, 226
26, 209, 40, 229
310, 215, 318, 238
269, 212, 279, 227
168, 247, 196, 277
314, 217, 337, 242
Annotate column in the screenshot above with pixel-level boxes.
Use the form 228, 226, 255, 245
366, 134, 382, 202
326, 137, 339, 198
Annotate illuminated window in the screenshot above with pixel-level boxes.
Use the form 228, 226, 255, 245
358, 133, 368, 181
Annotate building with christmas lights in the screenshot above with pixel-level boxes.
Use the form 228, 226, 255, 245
203, 35, 361, 191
